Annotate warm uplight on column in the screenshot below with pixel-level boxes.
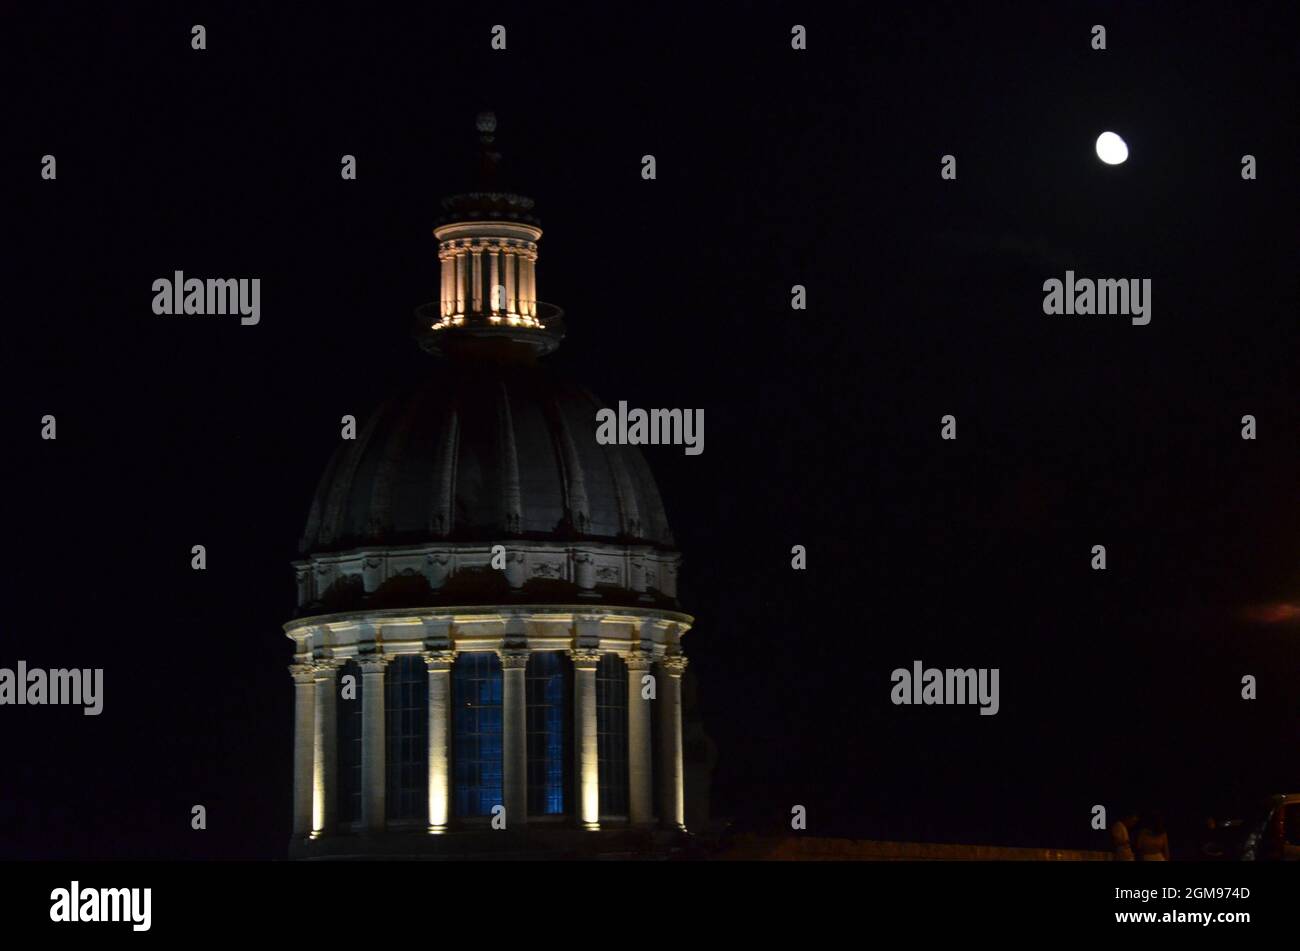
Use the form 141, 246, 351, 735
659, 654, 688, 831
290, 662, 316, 839
626, 652, 654, 825
471, 248, 483, 313
312, 716, 325, 835
426, 651, 453, 834
432, 223, 545, 332
311, 661, 337, 838
311, 781, 324, 835
455, 251, 466, 316
499, 248, 512, 317
581, 731, 600, 828
428, 762, 449, 834
524, 251, 537, 318
571, 649, 601, 830
440, 253, 453, 317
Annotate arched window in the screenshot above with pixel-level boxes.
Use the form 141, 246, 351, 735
336, 660, 363, 826
527, 652, 568, 816
385, 655, 428, 822
596, 654, 629, 818
453, 652, 503, 817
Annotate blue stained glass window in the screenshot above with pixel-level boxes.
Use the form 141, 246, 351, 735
453, 652, 503, 817
385, 655, 428, 822
527, 652, 568, 816
596, 654, 629, 818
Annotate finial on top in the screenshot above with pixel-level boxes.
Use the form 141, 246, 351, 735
476, 111, 501, 184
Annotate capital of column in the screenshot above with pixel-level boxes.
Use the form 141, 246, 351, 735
659, 654, 689, 676
498, 649, 531, 670
422, 648, 457, 672
357, 652, 390, 674
289, 661, 318, 684
624, 650, 654, 672
568, 648, 602, 669
311, 656, 340, 681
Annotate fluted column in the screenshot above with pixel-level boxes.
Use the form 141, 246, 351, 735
500, 649, 530, 827
524, 250, 536, 317
625, 651, 654, 825
471, 247, 483, 313
455, 249, 466, 315
290, 662, 317, 838
570, 649, 601, 829
504, 247, 517, 316
313, 659, 339, 836
515, 251, 526, 316
359, 653, 389, 833
657, 654, 688, 830
424, 649, 455, 832
489, 247, 501, 314
440, 253, 452, 316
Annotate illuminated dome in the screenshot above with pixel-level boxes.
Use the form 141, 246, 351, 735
283, 115, 695, 860
292, 113, 681, 614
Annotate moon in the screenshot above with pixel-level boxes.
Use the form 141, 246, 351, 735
1095, 131, 1129, 165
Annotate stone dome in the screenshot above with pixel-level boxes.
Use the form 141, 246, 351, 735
292, 113, 682, 616
300, 362, 676, 555
284, 115, 696, 858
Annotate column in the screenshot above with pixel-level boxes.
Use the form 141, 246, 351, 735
440, 253, 452, 316
471, 246, 483, 314
504, 247, 516, 316
290, 662, 317, 838
501, 649, 530, 827
455, 249, 466, 316
359, 653, 388, 833
313, 660, 338, 836
657, 654, 688, 830
570, 649, 601, 829
489, 247, 500, 315
524, 250, 536, 318
625, 651, 654, 825
424, 649, 455, 833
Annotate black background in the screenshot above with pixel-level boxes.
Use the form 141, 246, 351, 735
2, 2, 1297, 859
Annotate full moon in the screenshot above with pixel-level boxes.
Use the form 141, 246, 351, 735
1095, 131, 1129, 165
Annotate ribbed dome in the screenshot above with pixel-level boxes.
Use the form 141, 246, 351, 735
300, 362, 675, 555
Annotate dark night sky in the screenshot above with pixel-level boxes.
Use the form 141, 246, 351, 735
3, 3, 1297, 858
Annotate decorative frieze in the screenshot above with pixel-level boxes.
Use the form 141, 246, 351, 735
293, 540, 684, 609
